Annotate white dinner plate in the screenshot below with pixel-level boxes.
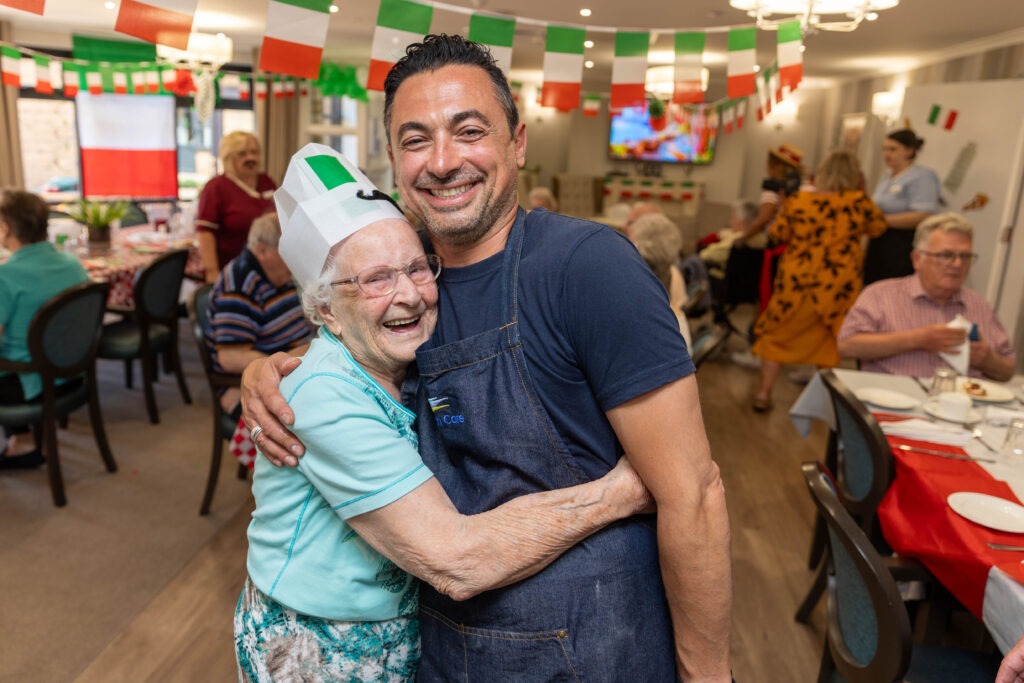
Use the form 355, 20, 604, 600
853, 387, 919, 411
948, 492, 1024, 533
956, 377, 1016, 403
922, 399, 983, 425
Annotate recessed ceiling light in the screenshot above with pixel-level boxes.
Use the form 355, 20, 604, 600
103, 1, 115, 9
753, 65, 760, 72
579, 8, 592, 17
584, 40, 594, 48
584, 60, 594, 68
330, 4, 339, 12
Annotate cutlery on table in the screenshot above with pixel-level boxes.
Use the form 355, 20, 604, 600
892, 443, 995, 463
971, 428, 999, 454
988, 543, 1024, 551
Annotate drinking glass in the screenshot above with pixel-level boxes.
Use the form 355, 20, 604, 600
1002, 418, 1024, 458
929, 367, 957, 396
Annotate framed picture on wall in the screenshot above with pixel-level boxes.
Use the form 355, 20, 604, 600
840, 113, 869, 151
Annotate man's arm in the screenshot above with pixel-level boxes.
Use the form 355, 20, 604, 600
838, 324, 966, 361
970, 340, 1015, 381
350, 457, 651, 601
606, 374, 731, 682
217, 345, 268, 374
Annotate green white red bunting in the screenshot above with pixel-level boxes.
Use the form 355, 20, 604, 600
673, 31, 704, 104
610, 31, 648, 110
2, 46, 20, 88
255, 76, 268, 99
239, 75, 251, 100
115, 0, 197, 51
722, 102, 734, 134
33, 54, 51, 94
583, 93, 601, 117
508, 80, 522, 102
368, 0, 433, 91
755, 68, 771, 119
259, 0, 332, 79
468, 14, 515, 76
113, 70, 128, 94
541, 25, 585, 112
726, 27, 756, 99
777, 20, 802, 91
0, 0, 45, 15
736, 98, 746, 129
62, 63, 79, 97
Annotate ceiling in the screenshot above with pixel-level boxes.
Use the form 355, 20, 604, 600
2, 0, 1023, 101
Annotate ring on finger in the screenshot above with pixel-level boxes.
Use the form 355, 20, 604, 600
249, 425, 264, 443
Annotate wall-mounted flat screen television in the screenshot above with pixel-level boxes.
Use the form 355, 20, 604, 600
608, 101, 717, 164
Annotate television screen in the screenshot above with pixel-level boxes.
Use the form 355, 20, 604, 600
608, 101, 717, 164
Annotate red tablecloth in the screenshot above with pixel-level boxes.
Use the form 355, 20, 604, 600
877, 418, 1024, 617
80, 231, 202, 308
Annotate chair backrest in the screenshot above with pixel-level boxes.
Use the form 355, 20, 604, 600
820, 369, 894, 546
187, 283, 240, 393
27, 281, 111, 381
134, 248, 188, 325
120, 202, 149, 227
802, 462, 912, 683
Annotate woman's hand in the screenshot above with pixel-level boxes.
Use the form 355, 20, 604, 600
605, 456, 656, 516
240, 353, 305, 466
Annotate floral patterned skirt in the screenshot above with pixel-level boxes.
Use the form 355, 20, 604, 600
234, 577, 420, 682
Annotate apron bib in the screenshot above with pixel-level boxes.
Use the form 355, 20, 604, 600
410, 212, 676, 682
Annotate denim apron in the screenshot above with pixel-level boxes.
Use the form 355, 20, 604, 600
410, 212, 677, 682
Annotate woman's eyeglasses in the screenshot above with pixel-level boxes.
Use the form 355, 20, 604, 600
331, 255, 443, 298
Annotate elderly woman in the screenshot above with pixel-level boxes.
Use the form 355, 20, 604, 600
196, 131, 277, 282
863, 128, 942, 285
0, 190, 88, 469
750, 149, 887, 411
234, 145, 648, 681
626, 213, 692, 350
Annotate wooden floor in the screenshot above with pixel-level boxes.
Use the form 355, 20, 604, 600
71, 326, 832, 682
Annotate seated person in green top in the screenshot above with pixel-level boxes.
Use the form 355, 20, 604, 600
0, 189, 88, 469
234, 145, 651, 680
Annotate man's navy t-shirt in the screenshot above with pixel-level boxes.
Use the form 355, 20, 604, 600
430, 208, 694, 480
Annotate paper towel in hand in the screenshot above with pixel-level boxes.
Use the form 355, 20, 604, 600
939, 314, 972, 376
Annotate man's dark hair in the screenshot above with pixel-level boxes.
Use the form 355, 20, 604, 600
0, 189, 49, 244
383, 34, 519, 142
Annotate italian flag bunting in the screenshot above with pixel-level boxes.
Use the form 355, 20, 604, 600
2, 46, 21, 88
509, 80, 522, 103
770, 65, 782, 103
541, 25, 585, 112
62, 63, 80, 97
239, 75, 251, 99
726, 27, 757, 99
468, 14, 515, 76
777, 20, 802, 91
582, 93, 601, 117
285, 78, 297, 98
86, 67, 103, 95
0, 0, 46, 14
259, 0, 333, 80
255, 75, 268, 99
368, 0, 433, 91
33, 54, 52, 94
722, 102, 735, 134
115, 0, 198, 50
610, 31, 648, 111
673, 31, 704, 104
736, 98, 747, 129
113, 70, 129, 94
272, 77, 284, 99
160, 66, 177, 93
145, 69, 160, 93
755, 68, 771, 119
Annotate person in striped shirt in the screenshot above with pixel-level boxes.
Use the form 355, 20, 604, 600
838, 212, 1015, 380
206, 213, 312, 419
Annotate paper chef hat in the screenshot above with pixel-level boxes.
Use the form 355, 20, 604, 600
275, 142, 405, 289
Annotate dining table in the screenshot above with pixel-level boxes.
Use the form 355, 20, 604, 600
790, 367, 1024, 653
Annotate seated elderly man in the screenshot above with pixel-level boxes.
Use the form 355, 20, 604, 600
838, 212, 1015, 380
205, 212, 311, 419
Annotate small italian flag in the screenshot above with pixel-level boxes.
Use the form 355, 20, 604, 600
160, 67, 177, 93
540, 25, 585, 112
928, 104, 958, 130
609, 31, 648, 111
582, 93, 601, 117
736, 98, 747, 129
755, 68, 772, 119
62, 63, 80, 97
777, 20, 802, 92
1, 46, 21, 88
673, 31, 704, 105
129, 69, 145, 94
468, 14, 515, 77
285, 78, 297, 98
726, 27, 757, 99
509, 80, 522, 103
722, 102, 735, 134
271, 77, 284, 99
259, 0, 333, 80
0, 0, 46, 15
255, 75, 268, 100
33, 54, 52, 94
239, 75, 251, 100
145, 69, 160, 93
112, 70, 129, 94
367, 0, 433, 91
115, 0, 196, 50
86, 68, 104, 95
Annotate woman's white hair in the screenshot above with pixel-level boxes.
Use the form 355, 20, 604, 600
300, 257, 340, 327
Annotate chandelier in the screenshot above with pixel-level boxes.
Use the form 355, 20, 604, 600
729, 0, 899, 32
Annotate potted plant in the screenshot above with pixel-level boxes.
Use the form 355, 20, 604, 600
648, 98, 667, 132
66, 198, 130, 243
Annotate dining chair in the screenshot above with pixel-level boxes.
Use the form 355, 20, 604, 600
802, 462, 1001, 683
0, 281, 117, 507
795, 369, 901, 623
187, 284, 248, 515
689, 323, 730, 368
97, 248, 192, 424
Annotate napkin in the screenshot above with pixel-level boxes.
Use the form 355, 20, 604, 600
880, 418, 973, 446
939, 314, 972, 376
985, 406, 1024, 427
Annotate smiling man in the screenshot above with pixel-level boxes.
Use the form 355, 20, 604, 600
838, 212, 1015, 379
244, 34, 731, 681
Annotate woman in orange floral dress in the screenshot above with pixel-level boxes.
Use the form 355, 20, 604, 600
751, 149, 887, 411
